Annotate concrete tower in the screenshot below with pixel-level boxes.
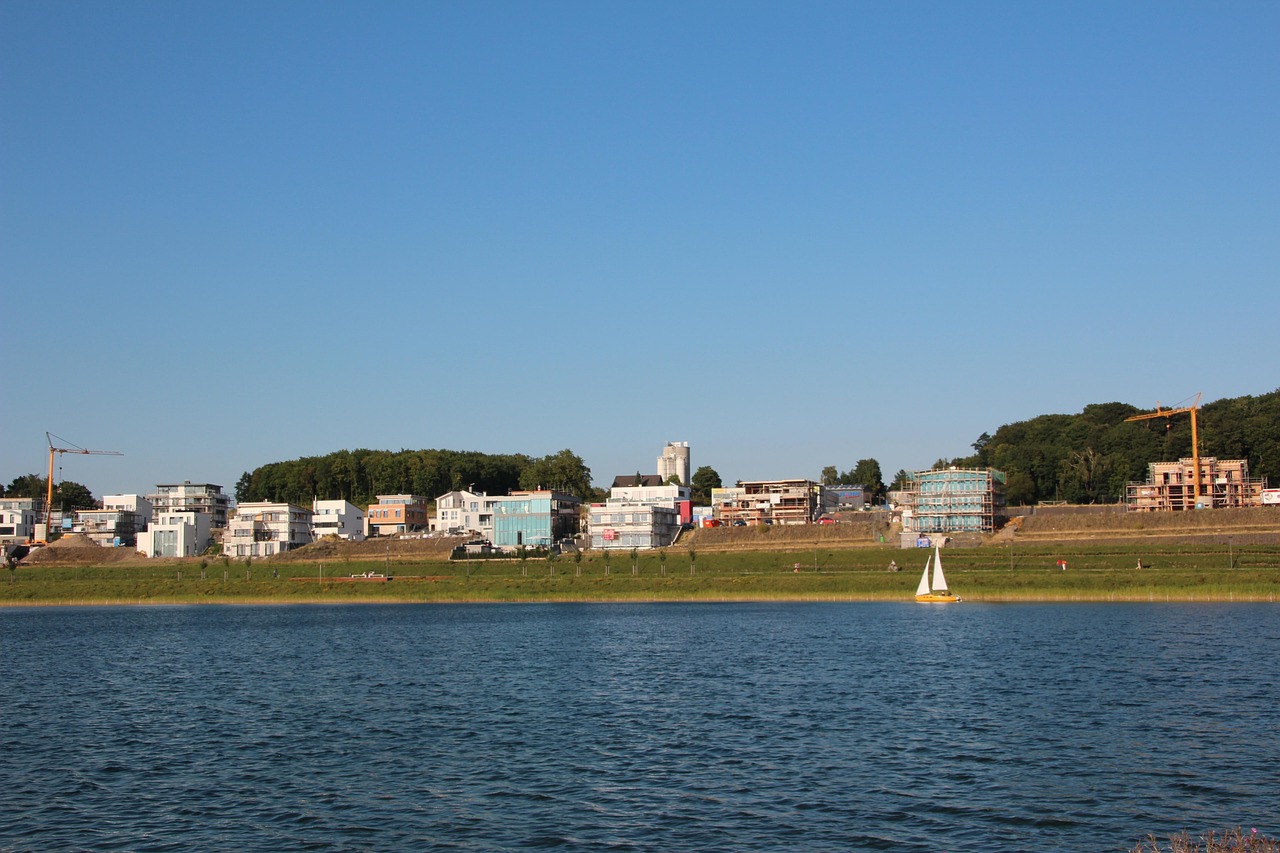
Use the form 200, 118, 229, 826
657, 441, 691, 486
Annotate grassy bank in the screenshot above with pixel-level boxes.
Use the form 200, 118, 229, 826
4, 543, 1279, 605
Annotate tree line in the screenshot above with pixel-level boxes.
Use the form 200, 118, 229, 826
234, 448, 598, 507
930, 390, 1280, 505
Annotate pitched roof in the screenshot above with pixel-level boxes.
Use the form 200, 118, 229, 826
611, 474, 665, 488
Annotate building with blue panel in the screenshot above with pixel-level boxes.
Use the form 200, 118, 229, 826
488, 490, 581, 550
905, 468, 1006, 535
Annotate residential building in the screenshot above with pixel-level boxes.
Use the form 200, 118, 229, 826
1126, 457, 1264, 511
657, 441, 691, 486
589, 501, 680, 550
430, 489, 491, 536
148, 482, 230, 528
224, 502, 314, 557
366, 494, 430, 537
137, 510, 212, 558
608, 480, 692, 525
904, 467, 1006, 539
311, 499, 365, 541
718, 480, 820, 525
488, 490, 581, 550
0, 498, 40, 544
73, 494, 153, 547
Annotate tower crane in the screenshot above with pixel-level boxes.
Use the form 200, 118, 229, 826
1123, 393, 1203, 507
38, 432, 123, 545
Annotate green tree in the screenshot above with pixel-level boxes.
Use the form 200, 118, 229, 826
820, 466, 839, 486
518, 449, 593, 500
889, 469, 913, 492
849, 459, 886, 504
690, 466, 723, 505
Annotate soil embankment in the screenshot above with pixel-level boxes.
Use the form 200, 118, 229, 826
1006, 505, 1279, 546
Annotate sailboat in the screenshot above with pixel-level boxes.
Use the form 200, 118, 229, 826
915, 545, 961, 603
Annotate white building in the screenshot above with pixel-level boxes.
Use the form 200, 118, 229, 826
609, 481, 691, 506
311, 499, 365, 541
137, 510, 212, 558
148, 482, 230, 528
430, 490, 491, 537
0, 498, 40, 544
657, 441, 691, 486
224, 502, 314, 558
589, 501, 681, 550
73, 494, 154, 547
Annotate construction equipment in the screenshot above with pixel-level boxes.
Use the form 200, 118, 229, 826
38, 432, 123, 545
1124, 393, 1203, 506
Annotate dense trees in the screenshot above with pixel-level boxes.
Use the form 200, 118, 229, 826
3, 475, 97, 510
820, 459, 887, 504
235, 447, 598, 506
940, 390, 1280, 505
690, 466, 723, 505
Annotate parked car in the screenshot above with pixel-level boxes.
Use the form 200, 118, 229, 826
817, 517, 836, 525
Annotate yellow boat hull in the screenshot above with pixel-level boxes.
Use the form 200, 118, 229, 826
915, 593, 961, 603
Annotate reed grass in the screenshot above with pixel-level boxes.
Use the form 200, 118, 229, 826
1132, 827, 1279, 852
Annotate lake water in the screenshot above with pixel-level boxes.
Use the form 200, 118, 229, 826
1, 602, 1277, 852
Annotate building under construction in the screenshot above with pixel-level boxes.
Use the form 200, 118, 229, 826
716, 480, 820, 525
1126, 457, 1263, 511
903, 467, 1006, 538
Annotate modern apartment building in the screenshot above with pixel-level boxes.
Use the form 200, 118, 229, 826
589, 501, 681, 550
0, 498, 40, 544
431, 489, 491, 536
311, 499, 365, 540
148, 482, 230, 528
366, 495, 431, 536
224, 502, 314, 557
717, 480, 820, 525
488, 490, 581, 550
137, 510, 212, 558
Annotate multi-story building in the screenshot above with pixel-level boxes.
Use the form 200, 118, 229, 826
223, 502, 314, 557
311, 499, 365, 541
430, 489, 491, 536
148, 482, 230, 528
904, 467, 1006, 538
366, 495, 431, 537
589, 501, 681, 550
0, 498, 40, 544
823, 486, 866, 512
73, 494, 154, 548
608, 480, 692, 524
1126, 457, 1264, 511
488, 490, 581, 550
657, 441, 691, 487
136, 510, 212, 558
718, 480, 820, 525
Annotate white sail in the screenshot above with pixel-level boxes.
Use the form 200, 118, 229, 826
931, 546, 949, 592
915, 555, 932, 597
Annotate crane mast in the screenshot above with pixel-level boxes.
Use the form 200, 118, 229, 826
1123, 393, 1203, 507
39, 432, 124, 544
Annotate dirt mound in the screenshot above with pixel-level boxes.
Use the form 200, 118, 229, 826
268, 535, 468, 563
22, 534, 141, 565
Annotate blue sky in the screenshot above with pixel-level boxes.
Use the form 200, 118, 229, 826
2, 1, 1277, 499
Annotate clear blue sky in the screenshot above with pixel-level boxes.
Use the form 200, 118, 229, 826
2, 1, 1277, 500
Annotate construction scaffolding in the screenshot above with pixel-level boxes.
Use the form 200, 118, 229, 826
1126, 457, 1263, 512
904, 468, 1006, 535
717, 480, 820, 525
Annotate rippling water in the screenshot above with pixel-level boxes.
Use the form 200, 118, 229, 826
2, 602, 1277, 852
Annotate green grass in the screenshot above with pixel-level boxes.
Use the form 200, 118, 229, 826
4, 543, 1279, 605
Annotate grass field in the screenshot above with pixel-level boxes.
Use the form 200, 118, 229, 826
4, 542, 1279, 605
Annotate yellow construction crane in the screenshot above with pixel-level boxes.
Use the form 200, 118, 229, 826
1123, 393, 1203, 506
39, 432, 123, 545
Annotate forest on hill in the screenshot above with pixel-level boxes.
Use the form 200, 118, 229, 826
937, 389, 1280, 505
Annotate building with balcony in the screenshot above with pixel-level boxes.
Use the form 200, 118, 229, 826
148, 482, 230, 528
224, 502, 314, 558
73, 494, 154, 547
717, 480, 821, 525
137, 510, 212, 558
1126, 457, 1264, 511
488, 490, 581, 550
0, 498, 40, 544
311, 499, 365, 540
366, 494, 431, 537
588, 501, 681, 550
430, 489, 492, 536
